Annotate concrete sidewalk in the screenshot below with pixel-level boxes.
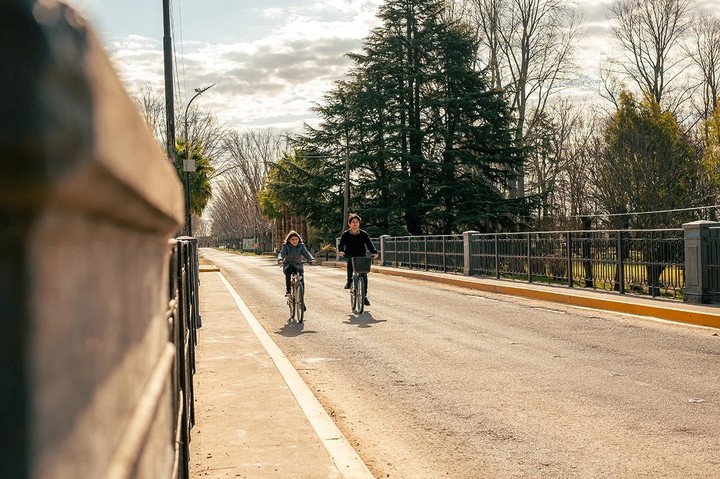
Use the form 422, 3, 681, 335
188, 268, 373, 479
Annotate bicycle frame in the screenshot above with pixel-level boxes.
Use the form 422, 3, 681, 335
288, 270, 304, 322
281, 260, 311, 323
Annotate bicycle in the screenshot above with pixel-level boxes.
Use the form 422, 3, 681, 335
280, 260, 312, 323
349, 256, 372, 314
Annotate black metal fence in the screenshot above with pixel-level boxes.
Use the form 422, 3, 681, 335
167, 237, 201, 479
382, 235, 464, 273
381, 229, 686, 301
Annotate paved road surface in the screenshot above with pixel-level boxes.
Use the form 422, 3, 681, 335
201, 249, 720, 479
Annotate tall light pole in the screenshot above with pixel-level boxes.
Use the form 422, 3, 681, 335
183, 83, 215, 236
340, 96, 350, 235
343, 128, 350, 232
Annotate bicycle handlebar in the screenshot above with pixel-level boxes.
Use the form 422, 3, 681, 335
277, 259, 316, 265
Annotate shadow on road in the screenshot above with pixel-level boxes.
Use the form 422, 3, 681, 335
275, 319, 318, 337
343, 312, 386, 328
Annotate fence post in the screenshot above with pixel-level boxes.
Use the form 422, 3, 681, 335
527, 233, 532, 283
463, 231, 478, 276
495, 234, 500, 279
683, 221, 720, 304
380, 235, 390, 266
424, 236, 428, 271
616, 231, 625, 294
442, 237, 447, 272
566, 231, 573, 288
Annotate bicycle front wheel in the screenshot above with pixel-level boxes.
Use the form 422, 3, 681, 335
296, 282, 305, 323
288, 289, 296, 320
355, 275, 365, 314
350, 280, 356, 311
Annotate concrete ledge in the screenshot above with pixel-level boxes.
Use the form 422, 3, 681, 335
199, 264, 220, 273
0, 2, 183, 478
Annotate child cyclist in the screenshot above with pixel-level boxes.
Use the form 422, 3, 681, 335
277, 230, 316, 299
338, 213, 378, 306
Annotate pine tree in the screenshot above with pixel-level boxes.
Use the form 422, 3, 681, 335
271, 0, 532, 237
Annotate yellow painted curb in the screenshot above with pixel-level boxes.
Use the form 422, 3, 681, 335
370, 265, 720, 330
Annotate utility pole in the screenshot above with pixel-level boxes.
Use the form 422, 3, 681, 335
340, 96, 350, 235
343, 127, 350, 232
183, 84, 215, 237
162, 0, 175, 167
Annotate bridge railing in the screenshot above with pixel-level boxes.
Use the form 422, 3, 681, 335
166, 237, 201, 479
377, 222, 720, 304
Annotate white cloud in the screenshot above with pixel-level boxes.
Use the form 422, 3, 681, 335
98, 1, 382, 131
91, 0, 719, 132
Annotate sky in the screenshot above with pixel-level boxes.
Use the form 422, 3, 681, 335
68, 0, 720, 132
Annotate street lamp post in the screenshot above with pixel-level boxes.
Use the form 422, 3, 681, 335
343, 128, 350, 232
183, 83, 215, 236
340, 96, 350, 235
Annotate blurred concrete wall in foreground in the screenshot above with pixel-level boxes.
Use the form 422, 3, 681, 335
0, 1, 184, 478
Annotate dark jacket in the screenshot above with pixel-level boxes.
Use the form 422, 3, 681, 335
338, 229, 377, 257
278, 242, 314, 267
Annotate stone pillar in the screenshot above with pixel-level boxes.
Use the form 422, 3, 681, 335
463, 231, 479, 276
380, 235, 390, 266
0, 2, 184, 478
683, 221, 720, 304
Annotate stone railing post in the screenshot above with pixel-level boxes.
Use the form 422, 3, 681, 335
1, 2, 184, 478
683, 221, 720, 304
380, 235, 390, 266
463, 231, 479, 276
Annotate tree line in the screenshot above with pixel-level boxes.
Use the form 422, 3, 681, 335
135, 0, 720, 251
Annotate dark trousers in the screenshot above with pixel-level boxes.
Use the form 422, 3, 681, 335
346, 257, 368, 289
284, 264, 302, 293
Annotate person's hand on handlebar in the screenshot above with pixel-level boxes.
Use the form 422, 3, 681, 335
372, 253, 378, 259
338, 251, 345, 257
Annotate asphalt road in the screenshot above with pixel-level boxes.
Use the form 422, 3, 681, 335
200, 248, 720, 479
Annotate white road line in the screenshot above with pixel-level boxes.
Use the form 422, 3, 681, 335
218, 272, 375, 479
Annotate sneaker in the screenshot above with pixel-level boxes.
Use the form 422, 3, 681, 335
303, 305, 307, 311
285, 292, 292, 299
344, 280, 352, 289
363, 297, 371, 306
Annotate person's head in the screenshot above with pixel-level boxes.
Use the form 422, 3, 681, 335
284, 230, 303, 246
347, 213, 361, 232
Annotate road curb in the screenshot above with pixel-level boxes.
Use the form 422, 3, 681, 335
323, 260, 720, 330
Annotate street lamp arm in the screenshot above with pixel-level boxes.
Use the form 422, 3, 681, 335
183, 83, 216, 142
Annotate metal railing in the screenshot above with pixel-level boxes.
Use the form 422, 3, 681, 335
167, 237, 201, 479
382, 235, 464, 273
380, 229, 686, 301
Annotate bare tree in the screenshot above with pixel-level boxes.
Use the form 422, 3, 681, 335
133, 83, 228, 167
133, 83, 167, 151
525, 99, 598, 228
608, 0, 695, 110
208, 129, 291, 251
466, 0, 583, 198
687, 14, 720, 133
181, 107, 229, 169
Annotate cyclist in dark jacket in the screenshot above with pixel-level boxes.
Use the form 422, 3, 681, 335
277, 230, 315, 297
338, 213, 378, 305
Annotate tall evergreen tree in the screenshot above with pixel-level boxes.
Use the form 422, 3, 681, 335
268, 0, 532, 237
